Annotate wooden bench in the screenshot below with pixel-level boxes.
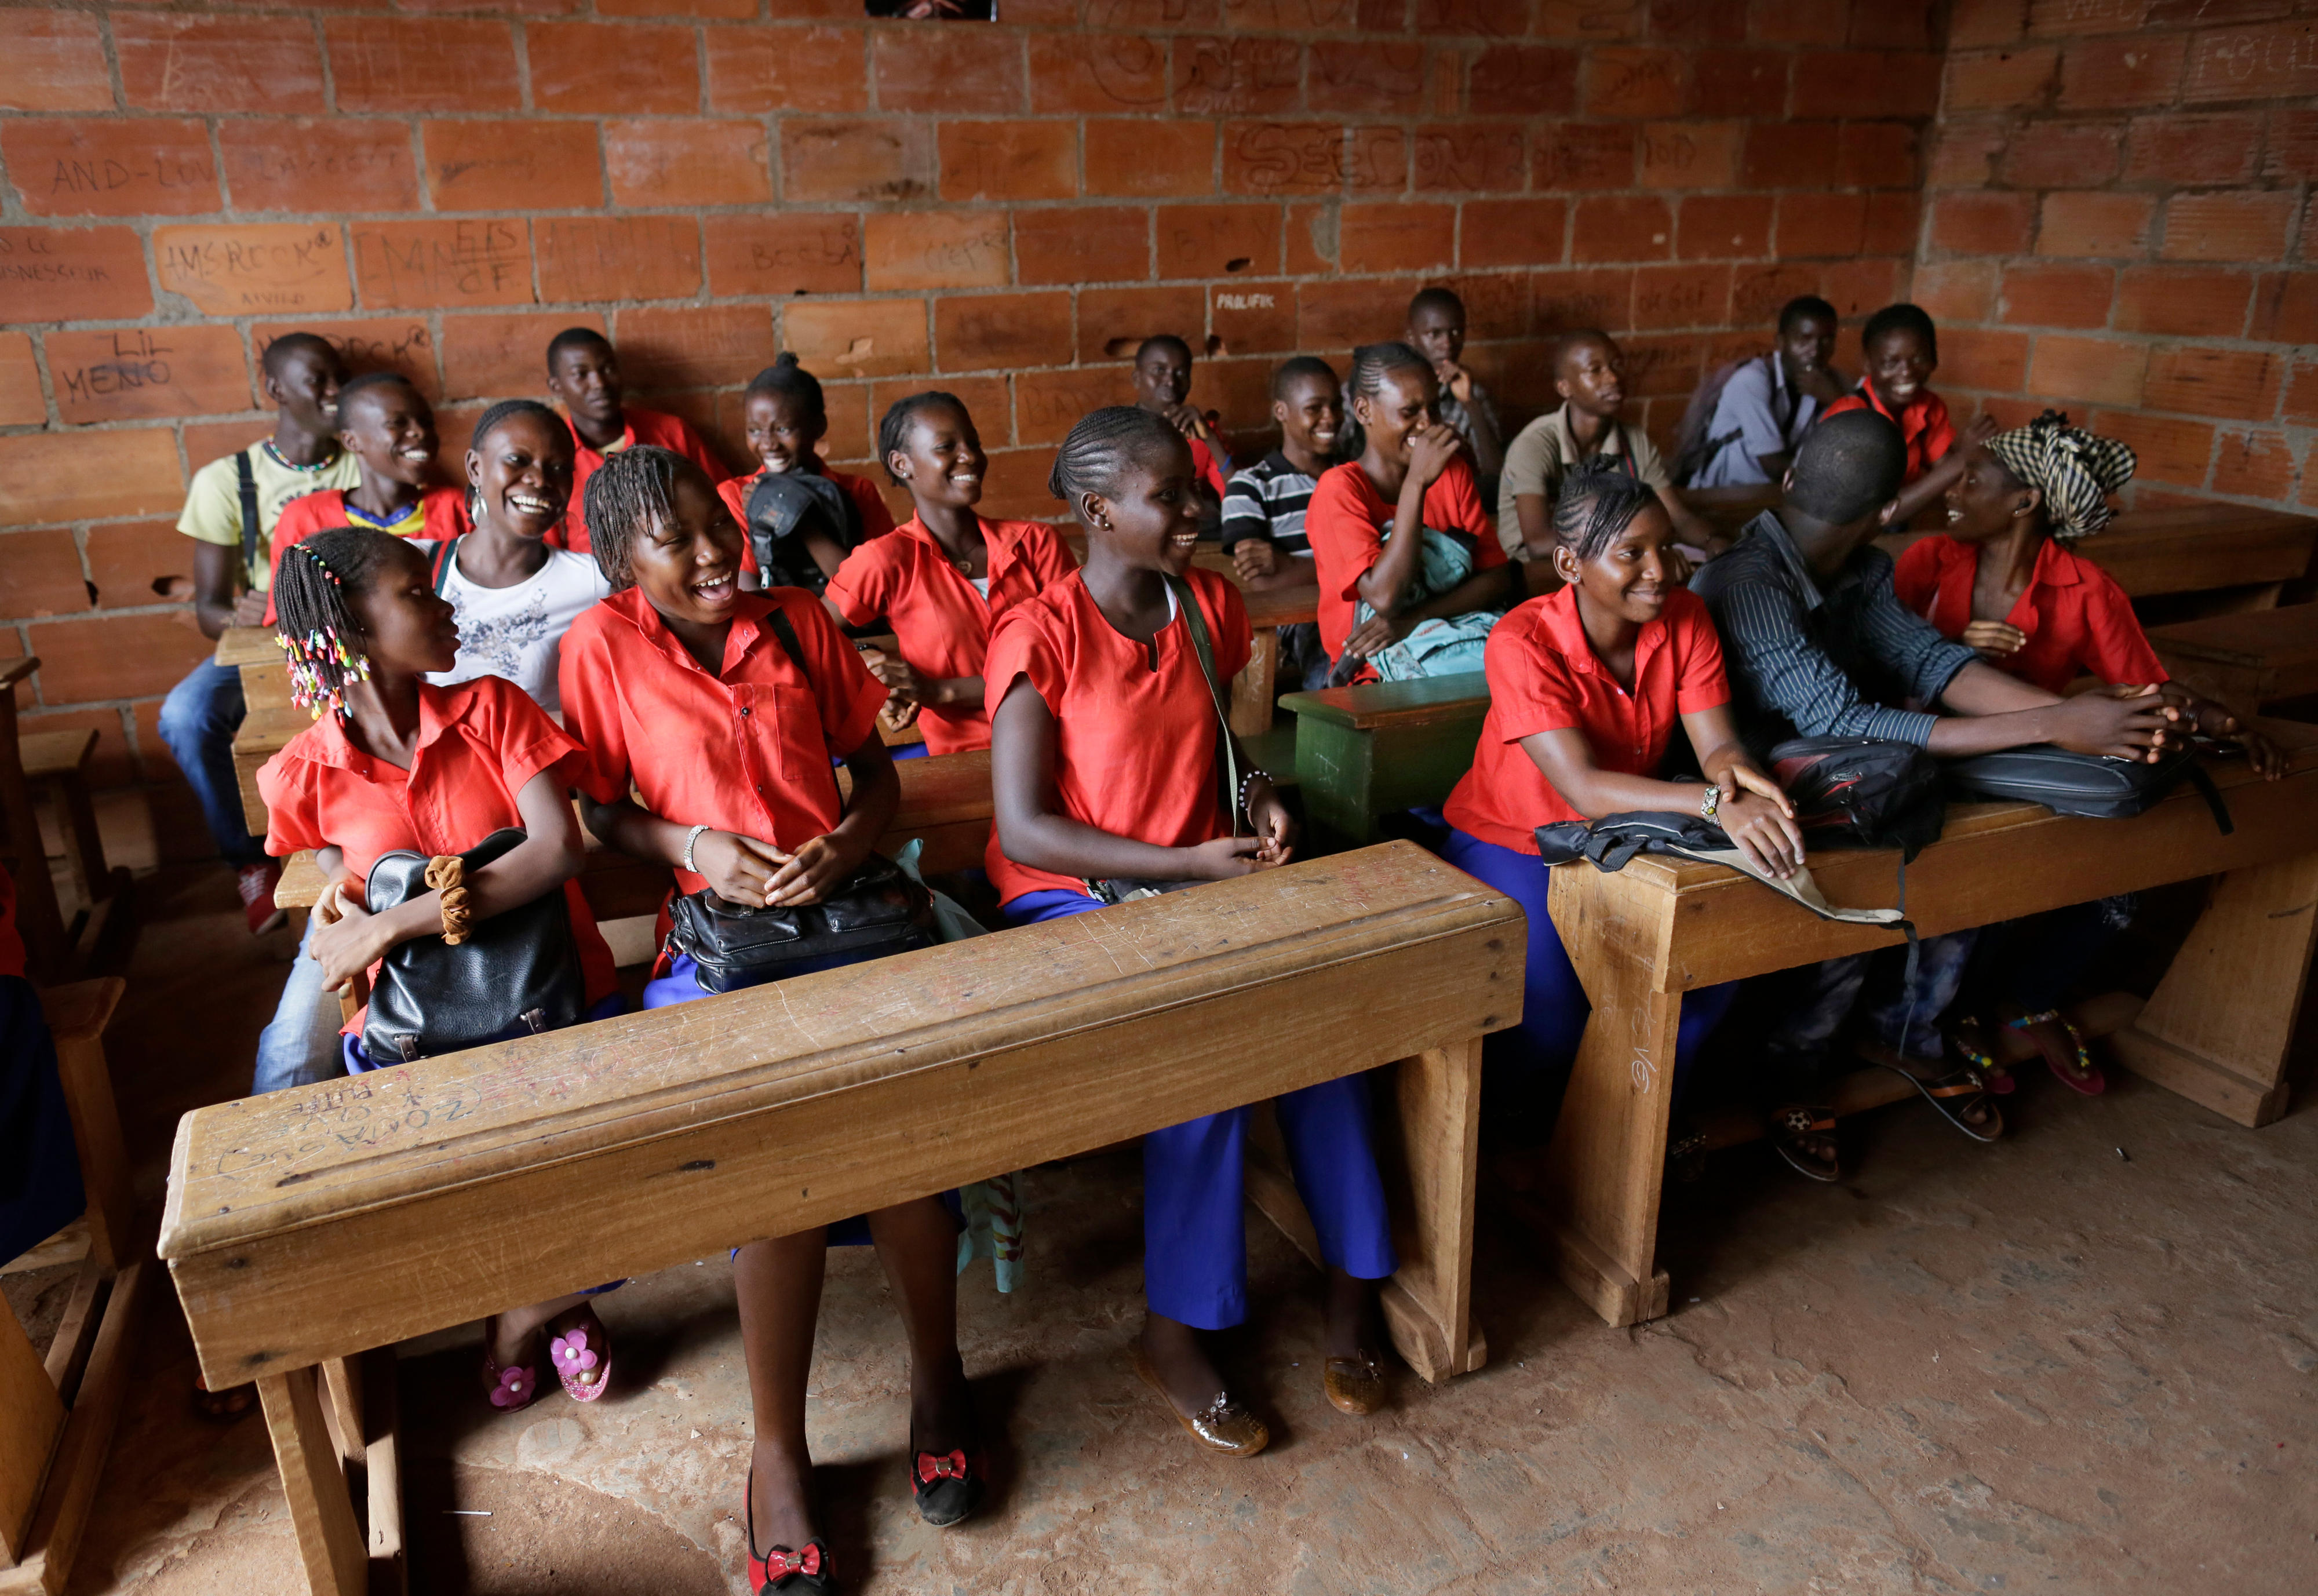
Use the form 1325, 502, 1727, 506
0, 660, 67, 985
17, 731, 118, 918
1877, 504, 2318, 606
1516, 723, 2318, 1331
1279, 673, 1489, 852
162, 843, 1519, 1595
2146, 602, 2318, 715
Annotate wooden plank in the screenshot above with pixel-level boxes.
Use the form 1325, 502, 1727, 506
1280, 672, 1489, 732
322, 1358, 363, 1470
216, 628, 279, 669
362, 1351, 404, 1596
1230, 629, 1278, 738
163, 844, 1520, 1385
1378, 1039, 1488, 1380
38, 1262, 104, 1402
0, 1224, 85, 1280
1243, 580, 1320, 631
1878, 505, 2318, 600
234, 702, 309, 834
256, 1364, 367, 1596
2148, 602, 2318, 712
0, 1293, 65, 1566
43, 981, 129, 1274
0, 662, 70, 985
0, 1263, 145, 1596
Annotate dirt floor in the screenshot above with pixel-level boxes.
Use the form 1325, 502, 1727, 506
30, 832, 2318, 1595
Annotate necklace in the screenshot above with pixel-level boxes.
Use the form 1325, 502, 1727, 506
263, 439, 338, 473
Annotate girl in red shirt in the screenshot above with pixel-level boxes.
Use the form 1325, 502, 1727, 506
823, 391, 1077, 758
717, 354, 897, 597
558, 447, 979, 1588
989, 407, 1396, 1457
1820, 303, 1998, 529
1438, 466, 1805, 1158
1303, 342, 1517, 681
256, 528, 626, 1414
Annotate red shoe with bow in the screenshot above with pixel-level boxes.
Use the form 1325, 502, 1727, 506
910, 1433, 986, 1528
744, 1471, 833, 1595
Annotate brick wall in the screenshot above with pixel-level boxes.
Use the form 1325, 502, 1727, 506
1918, 0, 2315, 514
0, 0, 1937, 834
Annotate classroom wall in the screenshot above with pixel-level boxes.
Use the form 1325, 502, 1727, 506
1914, 0, 2315, 514
0, 0, 1941, 833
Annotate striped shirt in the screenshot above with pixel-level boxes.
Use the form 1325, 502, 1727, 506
1688, 510, 1979, 755
1220, 451, 1318, 556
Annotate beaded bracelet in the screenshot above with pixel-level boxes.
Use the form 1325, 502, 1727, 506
1237, 767, 1270, 824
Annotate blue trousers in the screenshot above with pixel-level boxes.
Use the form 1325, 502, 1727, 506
253, 913, 349, 1095
158, 659, 265, 867
1005, 889, 1397, 1330
1437, 827, 1737, 1140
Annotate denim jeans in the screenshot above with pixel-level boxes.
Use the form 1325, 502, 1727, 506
250, 913, 348, 1096
158, 659, 265, 868
1759, 931, 1979, 1098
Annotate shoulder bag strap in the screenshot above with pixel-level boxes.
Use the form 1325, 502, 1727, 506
1162, 573, 1244, 837
431, 534, 462, 595
764, 604, 810, 683
236, 448, 261, 582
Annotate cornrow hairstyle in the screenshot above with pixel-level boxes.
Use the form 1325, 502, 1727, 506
877, 389, 969, 484
1778, 294, 1839, 334
272, 527, 401, 722
1338, 342, 1435, 460
545, 325, 613, 373
1134, 333, 1192, 366
1551, 459, 1661, 563
745, 352, 827, 427
583, 443, 698, 589
1271, 355, 1338, 402
1406, 286, 1464, 322
1047, 406, 1184, 511
1861, 301, 1938, 362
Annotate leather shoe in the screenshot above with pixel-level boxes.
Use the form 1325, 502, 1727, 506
1130, 1344, 1268, 1457
1323, 1350, 1386, 1416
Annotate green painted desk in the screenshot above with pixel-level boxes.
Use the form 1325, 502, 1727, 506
1280, 673, 1489, 852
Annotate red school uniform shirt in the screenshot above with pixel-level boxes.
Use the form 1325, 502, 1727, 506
1303, 454, 1508, 664
256, 675, 620, 1013
1190, 436, 1229, 501
1893, 533, 2167, 695
261, 486, 471, 625
556, 585, 887, 899
716, 467, 899, 585
1822, 384, 1956, 487
1442, 585, 1731, 855
825, 515, 1079, 756
554, 407, 732, 558
982, 567, 1251, 907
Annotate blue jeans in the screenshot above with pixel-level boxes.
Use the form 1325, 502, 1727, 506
1761, 931, 1978, 1095
251, 913, 348, 1096
158, 659, 265, 867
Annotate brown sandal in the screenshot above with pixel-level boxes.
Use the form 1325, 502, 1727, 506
1882, 1060, 2004, 1143
1770, 1104, 1840, 1183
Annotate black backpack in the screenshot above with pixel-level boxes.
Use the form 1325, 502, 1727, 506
1767, 736, 1946, 861
1944, 741, 2231, 832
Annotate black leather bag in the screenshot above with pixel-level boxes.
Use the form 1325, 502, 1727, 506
668, 851, 934, 993
362, 828, 586, 1065
1943, 741, 2232, 831
1767, 735, 1947, 861
743, 471, 859, 596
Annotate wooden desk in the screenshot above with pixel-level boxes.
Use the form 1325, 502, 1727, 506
0, 658, 68, 983
163, 843, 1519, 1595
1675, 483, 1780, 534
1528, 725, 2318, 1331
1280, 672, 1488, 852
2147, 603, 2318, 713
1876, 504, 2318, 603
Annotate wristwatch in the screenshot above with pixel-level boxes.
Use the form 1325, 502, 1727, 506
1699, 783, 1722, 825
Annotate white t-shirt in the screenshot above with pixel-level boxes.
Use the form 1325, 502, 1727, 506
413, 540, 610, 716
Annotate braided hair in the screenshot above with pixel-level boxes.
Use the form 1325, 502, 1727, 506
1551, 459, 1661, 563
877, 389, 969, 484
1983, 409, 2137, 542
272, 527, 400, 721
1339, 341, 1435, 460
1047, 406, 1184, 512
467, 398, 571, 525
746, 352, 826, 428
582, 443, 698, 590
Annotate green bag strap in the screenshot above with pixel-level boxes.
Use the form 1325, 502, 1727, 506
430, 534, 461, 595
1162, 573, 1244, 838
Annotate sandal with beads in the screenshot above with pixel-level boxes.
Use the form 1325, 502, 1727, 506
1946, 1015, 2016, 1095
2010, 1010, 2105, 1095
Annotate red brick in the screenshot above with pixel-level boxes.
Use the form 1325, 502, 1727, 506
1583, 48, 1689, 117
1157, 203, 1283, 279
780, 118, 935, 204
1015, 206, 1147, 286
1296, 277, 1413, 354
183, 421, 271, 476
1911, 261, 1999, 323
864, 212, 1010, 292
1944, 45, 2058, 111
2087, 408, 2213, 485
1223, 123, 1343, 197
1077, 285, 1208, 364
1998, 263, 2113, 329
1645, 0, 1744, 40
155, 222, 353, 318
2058, 33, 2185, 108
1571, 195, 1671, 263
2160, 192, 2297, 264
2122, 112, 2261, 187
2212, 429, 2296, 500
1949, 0, 2029, 46
1795, 52, 1943, 116
782, 298, 928, 379
2266, 108, 2318, 181
2, 118, 219, 217
605, 120, 771, 209
1412, 125, 1528, 192
2252, 272, 2318, 345
535, 216, 699, 304
1460, 199, 1568, 269
2036, 192, 2153, 258
1336, 203, 1453, 274
1819, 256, 1906, 320
939, 122, 1076, 202
1285, 202, 1332, 275
934, 291, 1071, 372
1692, 49, 1787, 116
0, 430, 182, 526
1173, 35, 1303, 117
1419, 0, 1526, 32
704, 24, 866, 114
1927, 119, 2007, 187
1862, 191, 1920, 256
1307, 39, 1426, 112
217, 120, 417, 216
48, 325, 249, 425
1639, 123, 1739, 190
2284, 362, 2318, 425
1840, 122, 1919, 188
440, 311, 602, 402
1931, 191, 2035, 256
1677, 195, 1772, 259
2144, 345, 2283, 420
1209, 282, 1297, 356
1629, 263, 1730, 329
421, 121, 599, 215
1337, 126, 1408, 196
968, 446, 1055, 523
1936, 325, 2032, 392
869, 376, 1007, 453
353, 219, 531, 311
1027, 35, 1171, 114
1531, 267, 1631, 335
83, 518, 185, 610
28, 611, 210, 704
530, 23, 697, 115
1535, 123, 1636, 188
0, 332, 39, 427
0, 530, 92, 617
112, 13, 322, 114
2025, 0, 2146, 33
1431, 271, 1530, 340
1084, 119, 1215, 198
1853, 0, 1940, 48
1731, 261, 1825, 323
599, 0, 759, 14
0, 12, 112, 112
0, 227, 150, 325
1998, 121, 2123, 188
614, 305, 768, 392
254, 319, 440, 402
1015, 366, 1125, 447
873, 24, 1023, 115
2185, 21, 2318, 104
2113, 267, 2251, 337
1620, 333, 1707, 399
1778, 192, 1868, 258
1748, 0, 1846, 43
1466, 43, 1579, 114
327, 19, 520, 114
2027, 333, 2146, 406
704, 214, 861, 298
1741, 123, 1840, 187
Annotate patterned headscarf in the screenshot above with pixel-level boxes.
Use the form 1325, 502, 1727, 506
1982, 410, 2137, 542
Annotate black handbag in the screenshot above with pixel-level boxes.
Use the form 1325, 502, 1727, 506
362, 828, 586, 1065
668, 851, 933, 993
743, 471, 860, 596
1943, 741, 2232, 831
1767, 735, 1947, 861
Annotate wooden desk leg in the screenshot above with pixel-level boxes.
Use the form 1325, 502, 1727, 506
1230, 631, 1277, 738
257, 1367, 367, 1596
47, 1014, 129, 1276
362, 1351, 405, 1596
1, 1289, 68, 1565
2109, 852, 2318, 1128
1378, 1039, 1486, 1382
322, 1358, 364, 1469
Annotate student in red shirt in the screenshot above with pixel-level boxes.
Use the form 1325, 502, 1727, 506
545, 327, 729, 557
1438, 464, 1801, 1143
257, 527, 626, 1415
1303, 342, 1519, 680
717, 354, 898, 597
265, 373, 468, 619
557, 447, 979, 1585
1821, 303, 1997, 529
989, 407, 1396, 1457
823, 391, 1077, 759
1131, 334, 1231, 504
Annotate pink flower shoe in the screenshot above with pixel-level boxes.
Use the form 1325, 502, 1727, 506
549, 1307, 612, 1402
481, 1320, 542, 1413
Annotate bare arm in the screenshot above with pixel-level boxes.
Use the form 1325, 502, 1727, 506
1520, 703, 1803, 877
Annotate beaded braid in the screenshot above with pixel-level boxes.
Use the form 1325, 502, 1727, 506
271, 526, 398, 721
1550, 458, 1659, 562
581, 443, 693, 589
1047, 406, 1183, 510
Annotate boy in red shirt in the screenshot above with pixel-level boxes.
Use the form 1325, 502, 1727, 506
1821, 303, 1997, 530
716, 354, 895, 595
545, 327, 728, 556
